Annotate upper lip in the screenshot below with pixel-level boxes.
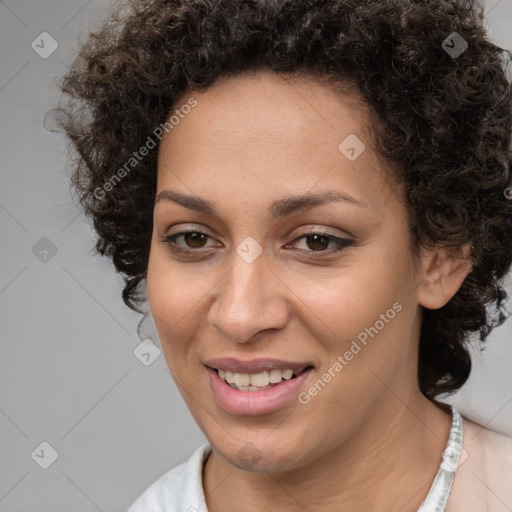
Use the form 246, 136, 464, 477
205, 357, 314, 374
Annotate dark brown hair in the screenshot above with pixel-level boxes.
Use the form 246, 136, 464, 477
55, 0, 512, 399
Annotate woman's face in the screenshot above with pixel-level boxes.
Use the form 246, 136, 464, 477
147, 70, 426, 472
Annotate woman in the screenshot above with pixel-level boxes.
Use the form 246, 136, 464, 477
56, 0, 512, 510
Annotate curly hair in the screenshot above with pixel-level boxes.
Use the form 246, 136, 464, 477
55, 0, 512, 399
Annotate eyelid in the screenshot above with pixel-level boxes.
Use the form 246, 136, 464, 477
290, 225, 352, 239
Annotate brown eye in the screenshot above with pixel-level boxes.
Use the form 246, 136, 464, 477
288, 231, 353, 255
304, 234, 330, 251
182, 231, 208, 248
160, 230, 215, 253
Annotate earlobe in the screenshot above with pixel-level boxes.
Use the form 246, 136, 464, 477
417, 244, 472, 310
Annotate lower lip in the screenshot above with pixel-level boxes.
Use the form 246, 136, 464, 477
206, 366, 313, 416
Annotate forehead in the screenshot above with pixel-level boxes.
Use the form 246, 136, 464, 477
162, 70, 370, 147
156, 70, 398, 208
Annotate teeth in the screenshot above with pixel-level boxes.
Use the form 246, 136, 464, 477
234, 372, 250, 386
250, 371, 269, 387
282, 369, 294, 380
269, 369, 282, 383
216, 367, 306, 389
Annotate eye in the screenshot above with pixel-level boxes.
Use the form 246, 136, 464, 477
160, 230, 215, 253
160, 229, 354, 258
286, 232, 354, 255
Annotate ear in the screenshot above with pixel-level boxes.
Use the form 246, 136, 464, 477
417, 244, 472, 309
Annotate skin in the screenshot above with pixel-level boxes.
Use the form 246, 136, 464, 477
146, 70, 472, 512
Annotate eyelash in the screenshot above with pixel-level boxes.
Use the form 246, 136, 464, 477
159, 230, 354, 258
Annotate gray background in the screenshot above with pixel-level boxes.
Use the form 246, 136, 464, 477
1, 1, 511, 511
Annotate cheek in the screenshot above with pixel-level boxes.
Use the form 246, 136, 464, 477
283, 259, 408, 345
146, 246, 188, 340
146, 244, 216, 355
288, 260, 416, 395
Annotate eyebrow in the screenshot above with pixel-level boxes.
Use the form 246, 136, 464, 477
155, 189, 366, 218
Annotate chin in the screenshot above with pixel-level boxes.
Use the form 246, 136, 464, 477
207, 427, 316, 474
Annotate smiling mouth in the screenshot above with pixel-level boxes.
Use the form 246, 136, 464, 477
211, 366, 314, 391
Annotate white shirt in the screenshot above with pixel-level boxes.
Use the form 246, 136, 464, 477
127, 409, 512, 512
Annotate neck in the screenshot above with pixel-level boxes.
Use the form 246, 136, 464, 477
203, 393, 452, 512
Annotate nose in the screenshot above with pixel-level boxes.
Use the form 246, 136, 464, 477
207, 250, 289, 343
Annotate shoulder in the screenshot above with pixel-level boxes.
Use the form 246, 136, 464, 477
463, 416, 512, 470
127, 443, 212, 512
447, 415, 512, 511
